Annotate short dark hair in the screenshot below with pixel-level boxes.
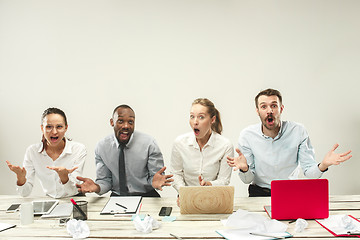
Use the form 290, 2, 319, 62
112, 104, 135, 117
255, 88, 282, 108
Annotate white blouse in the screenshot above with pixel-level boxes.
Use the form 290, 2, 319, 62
170, 132, 234, 192
17, 140, 86, 198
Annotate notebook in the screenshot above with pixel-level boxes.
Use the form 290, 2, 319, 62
179, 186, 234, 214
100, 196, 142, 215
264, 179, 329, 220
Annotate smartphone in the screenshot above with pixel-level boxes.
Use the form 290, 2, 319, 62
6, 203, 21, 213
159, 207, 172, 216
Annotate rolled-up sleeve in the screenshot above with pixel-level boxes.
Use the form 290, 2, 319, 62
210, 142, 233, 186
298, 131, 323, 179
146, 140, 164, 186
170, 141, 186, 192
238, 135, 255, 184
95, 147, 113, 195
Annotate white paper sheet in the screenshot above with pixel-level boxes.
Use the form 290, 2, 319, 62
216, 229, 292, 240
100, 196, 142, 215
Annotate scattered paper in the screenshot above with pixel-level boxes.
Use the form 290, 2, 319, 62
133, 215, 160, 233
66, 219, 90, 239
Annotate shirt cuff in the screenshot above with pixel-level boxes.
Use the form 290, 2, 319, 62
318, 163, 328, 172
239, 165, 249, 173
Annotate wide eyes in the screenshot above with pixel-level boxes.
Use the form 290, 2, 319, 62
260, 104, 278, 109
190, 115, 205, 120
117, 120, 134, 125
45, 125, 65, 132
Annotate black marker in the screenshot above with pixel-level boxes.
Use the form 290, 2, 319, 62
116, 203, 127, 210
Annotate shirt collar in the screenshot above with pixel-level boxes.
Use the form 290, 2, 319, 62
37, 138, 71, 155
260, 121, 284, 140
113, 131, 135, 149
188, 131, 215, 149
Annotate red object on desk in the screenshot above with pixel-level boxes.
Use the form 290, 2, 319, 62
316, 215, 360, 238
270, 179, 329, 220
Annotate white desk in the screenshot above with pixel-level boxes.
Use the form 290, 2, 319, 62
0, 195, 359, 239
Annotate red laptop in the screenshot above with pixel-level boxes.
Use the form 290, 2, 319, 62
264, 179, 329, 220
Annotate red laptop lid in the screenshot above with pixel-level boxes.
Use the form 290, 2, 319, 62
271, 179, 329, 220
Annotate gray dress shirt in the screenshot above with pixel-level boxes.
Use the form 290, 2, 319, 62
95, 131, 164, 195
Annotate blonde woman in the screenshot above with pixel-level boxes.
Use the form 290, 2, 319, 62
170, 98, 233, 203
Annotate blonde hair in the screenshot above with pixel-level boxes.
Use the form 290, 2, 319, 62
192, 98, 222, 134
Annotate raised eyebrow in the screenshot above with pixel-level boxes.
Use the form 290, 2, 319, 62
117, 115, 135, 119
190, 112, 207, 115
259, 101, 278, 105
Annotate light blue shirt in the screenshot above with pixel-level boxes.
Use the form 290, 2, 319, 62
95, 131, 164, 195
238, 121, 323, 189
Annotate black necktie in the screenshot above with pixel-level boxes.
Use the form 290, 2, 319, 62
119, 144, 128, 195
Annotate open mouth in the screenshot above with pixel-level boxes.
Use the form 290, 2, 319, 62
194, 128, 200, 135
50, 136, 59, 142
266, 115, 274, 124
119, 131, 129, 140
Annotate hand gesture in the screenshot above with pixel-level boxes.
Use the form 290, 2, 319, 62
47, 166, 78, 184
198, 175, 212, 186
152, 166, 174, 191
226, 148, 249, 172
177, 195, 180, 207
319, 144, 352, 171
76, 176, 100, 193
6, 160, 26, 185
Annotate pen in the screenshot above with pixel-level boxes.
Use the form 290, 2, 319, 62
116, 203, 128, 210
170, 233, 183, 240
347, 231, 360, 235
250, 232, 286, 239
70, 198, 87, 220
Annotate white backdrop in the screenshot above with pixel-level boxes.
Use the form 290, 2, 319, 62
0, 0, 359, 198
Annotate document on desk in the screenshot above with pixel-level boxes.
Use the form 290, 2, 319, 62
216, 229, 292, 240
100, 196, 142, 215
41, 203, 73, 218
0, 222, 16, 232
316, 214, 360, 237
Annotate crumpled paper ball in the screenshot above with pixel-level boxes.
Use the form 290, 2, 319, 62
294, 218, 308, 232
66, 219, 90, 239
133, 215, 161, 233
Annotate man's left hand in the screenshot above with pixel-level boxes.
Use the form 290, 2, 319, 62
152, 166, 174, 191
319, 143, 352, 171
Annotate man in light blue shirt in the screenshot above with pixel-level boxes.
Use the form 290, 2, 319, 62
227, 89, 352, 197
77, 105, 173, 197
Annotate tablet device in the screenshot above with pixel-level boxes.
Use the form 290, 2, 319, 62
32, 200, 59, 215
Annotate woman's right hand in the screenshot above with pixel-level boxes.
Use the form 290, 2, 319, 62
6, 160, 27, 186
